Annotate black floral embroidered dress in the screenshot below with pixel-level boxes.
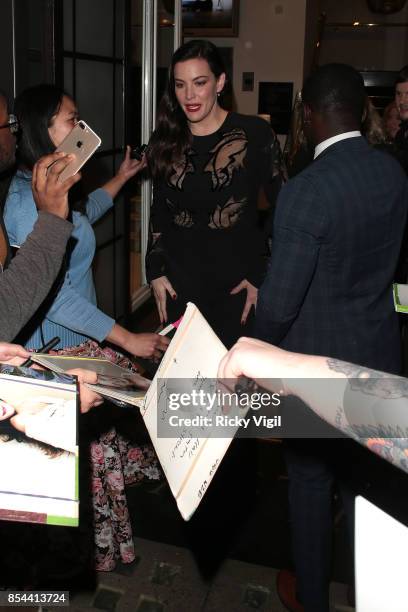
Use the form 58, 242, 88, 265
146, 112, 283, 346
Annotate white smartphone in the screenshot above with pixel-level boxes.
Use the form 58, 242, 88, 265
54, 120, 101, 181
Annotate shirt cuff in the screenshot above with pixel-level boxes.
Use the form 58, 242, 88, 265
86, 188, 114, 218
80, 309, 115, 342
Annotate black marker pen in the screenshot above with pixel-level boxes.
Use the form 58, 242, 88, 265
20, 336, 61, 368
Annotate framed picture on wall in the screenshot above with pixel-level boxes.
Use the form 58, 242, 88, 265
258, 82, 294, 135
182, 0, 239, 37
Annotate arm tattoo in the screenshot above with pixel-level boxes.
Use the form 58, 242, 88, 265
327, 358, 408, 399
329, 359, 408, 474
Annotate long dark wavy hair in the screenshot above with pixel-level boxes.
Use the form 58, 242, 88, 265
147, 39, 227, 181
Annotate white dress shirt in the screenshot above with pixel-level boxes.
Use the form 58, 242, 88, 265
314, 131, 361, 159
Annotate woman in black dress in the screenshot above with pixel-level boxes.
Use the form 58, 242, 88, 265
147, 39, 284, 347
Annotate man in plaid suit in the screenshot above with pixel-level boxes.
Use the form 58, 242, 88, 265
255, 64, 408, 612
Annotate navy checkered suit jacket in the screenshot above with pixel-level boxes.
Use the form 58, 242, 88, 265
256, 136, 408, 374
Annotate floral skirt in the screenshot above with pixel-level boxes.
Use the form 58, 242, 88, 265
90, 430, 160, 571
52, 341, 161, 572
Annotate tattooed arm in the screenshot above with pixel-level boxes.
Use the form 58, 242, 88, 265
218, 337, 408, 473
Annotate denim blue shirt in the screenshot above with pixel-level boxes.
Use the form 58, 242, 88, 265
4, 170, 115, 349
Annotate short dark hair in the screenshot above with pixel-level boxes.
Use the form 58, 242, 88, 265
302, 63, 366, 124
14, 84, 68, 170
396, 65, 408, 85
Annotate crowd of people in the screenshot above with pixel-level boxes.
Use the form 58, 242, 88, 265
1, 38, 408, 612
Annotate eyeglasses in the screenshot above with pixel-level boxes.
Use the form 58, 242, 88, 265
0, 114, 19, 135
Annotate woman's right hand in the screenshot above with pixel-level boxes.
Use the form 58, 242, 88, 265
106, 323, 170, 360
151, 276, 177, 324
124, 332, 170, 360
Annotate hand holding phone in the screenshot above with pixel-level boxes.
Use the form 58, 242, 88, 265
113, 145, 147, 187
130, 144, 147, 161
32, 151, 81, 219
54, 120, 101, 181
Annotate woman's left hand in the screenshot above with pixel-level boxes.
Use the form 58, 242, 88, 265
117, 145, 147, 182
230, 279, 258, 325
102, 146, 147, 199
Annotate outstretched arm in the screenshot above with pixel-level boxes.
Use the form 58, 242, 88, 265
218, 337, 408, 474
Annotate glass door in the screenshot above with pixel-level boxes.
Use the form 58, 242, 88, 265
57, 0, 130, 322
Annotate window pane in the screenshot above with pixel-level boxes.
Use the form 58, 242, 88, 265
94, 237, 128, 320
115, 0, 125, 58
94, 209, 114, 248
115, 236, 128, 317
27, 1, 42, 50
114, 194, 126, 236
75, 0, 113, 56
26, 63, 42, 89
75, 59, 114, 150
94, 243, 115, 317
82, 151, 113, 186
63, 0, 73, 51
64, 58, 73, 97
114, 156, 126, 237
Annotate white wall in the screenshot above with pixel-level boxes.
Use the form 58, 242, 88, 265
132, 0, 408, 121
303, 0, 322, 78
203, 0, 307, 115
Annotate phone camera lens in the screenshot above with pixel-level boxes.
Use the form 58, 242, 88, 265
79, 122, 85, 130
